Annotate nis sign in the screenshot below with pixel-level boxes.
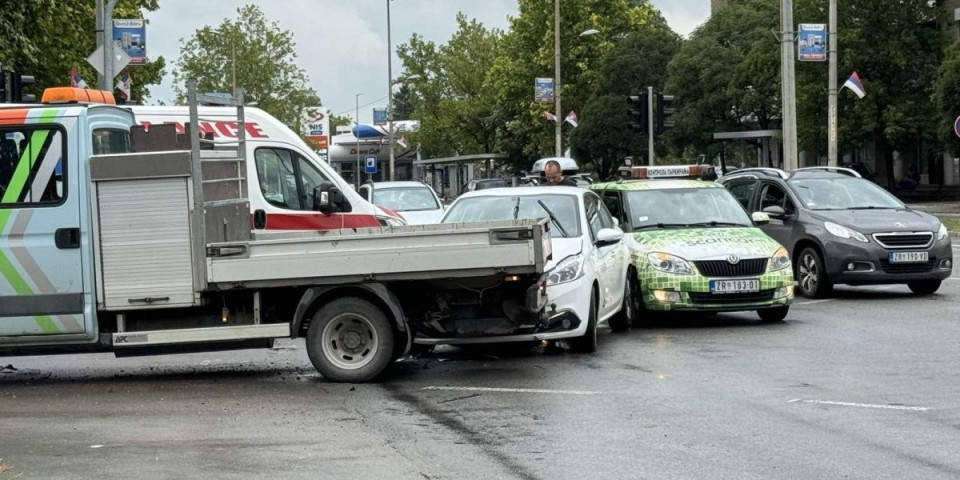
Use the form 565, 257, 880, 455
303, 107, 330, 151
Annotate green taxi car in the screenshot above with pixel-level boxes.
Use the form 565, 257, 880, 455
590, 165, 795, 323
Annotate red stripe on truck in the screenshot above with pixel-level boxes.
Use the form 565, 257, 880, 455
262, 213, 382, 230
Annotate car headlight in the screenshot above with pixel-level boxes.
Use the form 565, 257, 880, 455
379, 216, 407, 227
824, 221, 868, 243
547, 254, 585, 286
769, 246, 791, 271
647, 252, 694, 275
938, 223, 948, 241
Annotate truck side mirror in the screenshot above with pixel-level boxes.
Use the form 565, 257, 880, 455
314, 181, 349, 214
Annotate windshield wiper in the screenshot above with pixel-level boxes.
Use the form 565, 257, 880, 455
537, 200, 569, 237
686, 221, 749, 227
512, 197, 521, 220
848, 206, 893, 210
633, 223, 689, 230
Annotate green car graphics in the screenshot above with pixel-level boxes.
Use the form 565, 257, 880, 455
591, 177, 794, 319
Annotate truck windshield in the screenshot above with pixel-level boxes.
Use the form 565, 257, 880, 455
442, 194, 581, 238
626, 188, 752, 229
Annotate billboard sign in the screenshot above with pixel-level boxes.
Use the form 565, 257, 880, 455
535, 77, 554, 103
113, 19, 148, 65
798, 24, 827, 62
302, 106, 330, 151
373, 108, 388, 126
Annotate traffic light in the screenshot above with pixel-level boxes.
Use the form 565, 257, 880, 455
11, 72, 36, 103
656, 93, 675, 135
627, 94, 648, 132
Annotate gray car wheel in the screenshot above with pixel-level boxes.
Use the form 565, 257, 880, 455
797, 247, 833, 298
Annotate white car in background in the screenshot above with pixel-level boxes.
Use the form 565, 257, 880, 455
360, 181, 446, 225
441, 186, 633, 352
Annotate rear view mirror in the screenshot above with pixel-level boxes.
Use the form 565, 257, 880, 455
751, 212, 770, 225
596, 227, 624, 247
314, 181, 350, 214
762, 205, 786, 219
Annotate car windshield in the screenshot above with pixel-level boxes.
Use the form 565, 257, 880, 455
372, 187, 440, 212
626, 187, 752, 229
442, 194, 581, 238
476, 179, 509, 190
789, 177, 904, 210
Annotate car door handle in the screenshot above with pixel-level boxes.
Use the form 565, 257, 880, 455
55, 228, 80, 249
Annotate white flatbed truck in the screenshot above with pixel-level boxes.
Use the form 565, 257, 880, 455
0, 83, 551, 382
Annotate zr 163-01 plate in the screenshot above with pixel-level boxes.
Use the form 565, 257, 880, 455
710, 279, 759, 294
888, 251, 928, 264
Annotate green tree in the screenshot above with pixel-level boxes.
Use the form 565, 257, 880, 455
173, 5, 320, 131
933, 42, 960, 156
571, 24, 680, 175
490, 0, 662, 172
329, 113, 352, 137
663, 0, 780, 160
0, 0, 165, 104
396, 14, 504, 158
391, 83, 415, 121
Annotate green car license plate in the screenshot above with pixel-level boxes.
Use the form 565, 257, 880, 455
710, 279, 759, 294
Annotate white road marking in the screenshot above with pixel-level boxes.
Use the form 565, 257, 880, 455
795, 298, 835, 306
422, 386, 601, 395
788, 399, 931, 411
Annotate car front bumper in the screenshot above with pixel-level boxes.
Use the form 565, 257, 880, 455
641, 268, 795, 313
822, 237, 953, 285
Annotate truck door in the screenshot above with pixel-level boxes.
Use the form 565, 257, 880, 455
0, 116, 86, 336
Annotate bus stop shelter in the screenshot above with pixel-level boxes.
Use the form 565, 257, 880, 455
414, 153, 509, 197
712, 130, 782, 171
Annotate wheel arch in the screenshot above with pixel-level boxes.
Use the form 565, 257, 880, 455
293, 284, 407, 340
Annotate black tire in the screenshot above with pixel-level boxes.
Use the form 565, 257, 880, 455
908, 280, 942, 295
609, 274, 638, 333
757, 306, 790, 322
305, 297, 395, 382
570, 291, 598, 353
796, 247, 833, 298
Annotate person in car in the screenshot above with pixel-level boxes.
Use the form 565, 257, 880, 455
543, 160, 578, 186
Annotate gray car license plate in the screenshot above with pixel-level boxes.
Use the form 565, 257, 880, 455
888, 251, 929, 263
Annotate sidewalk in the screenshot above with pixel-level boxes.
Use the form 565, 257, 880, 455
906, 201, 960, 238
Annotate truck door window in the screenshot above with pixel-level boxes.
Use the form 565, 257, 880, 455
255, 148, 301, 209
0, 127, 66, 207
92, 128, 131, 155
297, 157, 330, 210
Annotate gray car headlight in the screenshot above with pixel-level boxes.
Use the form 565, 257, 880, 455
547, 254, 585, 286
824, 221, 868, 243
938, 223, 948, 241
647, 252, 694, 275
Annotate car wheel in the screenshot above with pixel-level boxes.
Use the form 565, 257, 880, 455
796, 247, 833, 298
609, 274, 638, 333
908, 280, 941, 295
305, 297, 395, 383
570, 291, 598, 353
757, 306, 790, 322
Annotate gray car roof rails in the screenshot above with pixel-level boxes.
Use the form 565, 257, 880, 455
721, 167, 789, 181
792, 166, 863, 178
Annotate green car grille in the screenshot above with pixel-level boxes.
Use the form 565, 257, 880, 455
693, 258, 768, 277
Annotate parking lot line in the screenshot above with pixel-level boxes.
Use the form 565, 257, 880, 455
422, 386, 602, 395
788, 399, 932, 411
794, 298, 836, 306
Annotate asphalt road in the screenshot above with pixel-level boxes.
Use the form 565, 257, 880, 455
2, 260, 960, 479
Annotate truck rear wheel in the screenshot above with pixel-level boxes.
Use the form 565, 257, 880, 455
306, 297, 395, 382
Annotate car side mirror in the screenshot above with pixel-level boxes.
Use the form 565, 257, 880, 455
751, 212, 770, 225
762, 205, 786, 219
611, 217, 620, 228
596, 227, 624, 247
314, 181, 350, 214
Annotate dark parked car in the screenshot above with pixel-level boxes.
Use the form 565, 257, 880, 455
461, 178, 509, 193
719, 167, 953, 297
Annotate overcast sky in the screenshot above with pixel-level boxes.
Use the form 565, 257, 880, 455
143, 1, 710, 123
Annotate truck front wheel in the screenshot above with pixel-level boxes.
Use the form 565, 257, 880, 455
306, 297, 395, 382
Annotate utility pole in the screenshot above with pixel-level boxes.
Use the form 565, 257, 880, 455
386, 0, 396, 180
356, 93, 363, 190
647, 86, 655, 166
554, 0, 562, 157
101, 0, 119, 92
780, 0, 798, 171
827, 0, 838, 167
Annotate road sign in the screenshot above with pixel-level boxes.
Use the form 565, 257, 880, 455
373, 108, 388, 126
86, 43, 132, 77
365, 156, 377, 174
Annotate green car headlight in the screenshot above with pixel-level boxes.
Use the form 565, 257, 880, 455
647, 252, 694, 275
770, 246, 791, 271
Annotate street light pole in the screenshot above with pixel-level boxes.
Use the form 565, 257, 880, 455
96, 0, 119, 91
554, 0, 562, 157
356, 93, 362, 189
387, 0, 396, 180
780, 0, 798, 171
827, 0, 838, 167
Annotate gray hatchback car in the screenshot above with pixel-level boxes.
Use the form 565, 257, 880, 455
720, 167, 953, 297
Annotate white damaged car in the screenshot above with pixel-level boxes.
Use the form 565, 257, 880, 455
441, 186, 633, 352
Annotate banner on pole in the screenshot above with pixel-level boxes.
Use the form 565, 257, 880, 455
798, 24, 827, 62
535, 77, 554, 103
113, 19, 148, 65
